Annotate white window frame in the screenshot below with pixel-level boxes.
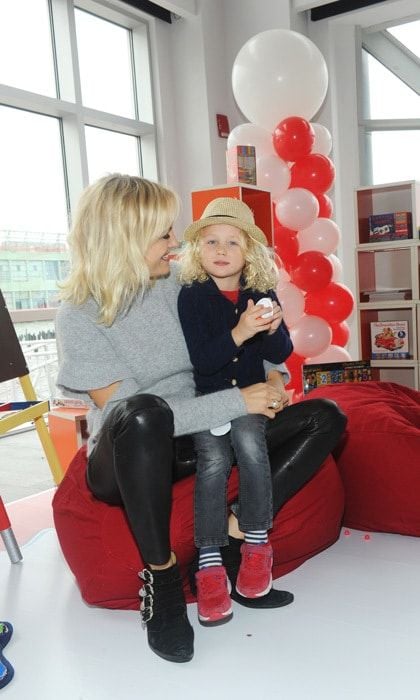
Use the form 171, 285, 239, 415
0, 0, 160, 323
358, 17, 420, 185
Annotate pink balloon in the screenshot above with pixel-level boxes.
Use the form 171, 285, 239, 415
275, 187, 319, 231
256, 154, 291, 201
310, 123, 332, 156
227, 123, 275, 157
329, 253, 343, 281
305, 344, 352, 364
276, 282, 305, 327
277, 266, 291, 288
289, 314, 332, 358
297, 218, 341, 255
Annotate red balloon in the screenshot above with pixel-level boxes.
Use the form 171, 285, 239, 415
290, 154, 335, 195
330, 321, 350, 347
305, 283, 355, 324
290, 251, 333, 293
316, 194, 333, 218
273, 116, 315, 162
273, 220, 298, 268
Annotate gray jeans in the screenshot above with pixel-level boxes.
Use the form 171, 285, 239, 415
193, 414, 273, 547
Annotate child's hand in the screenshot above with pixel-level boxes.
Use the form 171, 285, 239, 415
267, 301, 283, 335
231, 299, 273, 346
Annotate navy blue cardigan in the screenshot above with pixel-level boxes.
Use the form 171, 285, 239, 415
177, 278, 293, 394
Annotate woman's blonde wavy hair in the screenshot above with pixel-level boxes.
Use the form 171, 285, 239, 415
178, 226, 279, 292
59, 174, 179, 326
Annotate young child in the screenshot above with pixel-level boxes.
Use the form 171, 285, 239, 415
178, 197, 293, 626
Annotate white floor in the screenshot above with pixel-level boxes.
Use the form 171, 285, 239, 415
2, 527, 420, 700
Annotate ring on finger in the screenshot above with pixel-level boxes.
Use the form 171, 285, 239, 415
271, 399, 280, 409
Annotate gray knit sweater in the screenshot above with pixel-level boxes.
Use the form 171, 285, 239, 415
55, 266, 249, 454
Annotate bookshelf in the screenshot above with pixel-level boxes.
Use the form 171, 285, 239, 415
355, 180, 420, 390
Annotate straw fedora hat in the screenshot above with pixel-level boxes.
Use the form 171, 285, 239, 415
183, 197, 268, 246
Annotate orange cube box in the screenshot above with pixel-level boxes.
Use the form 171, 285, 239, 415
191, 184, 273, 247
48, 407, 88, 473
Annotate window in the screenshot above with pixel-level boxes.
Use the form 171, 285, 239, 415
0, 0, 156, 336
0, 261, 11, 283
0, 0, 56, 97
75, 9, 136, 119
85, 126, 141, 183
360, 18, 420, 185
44, 261, 60, 281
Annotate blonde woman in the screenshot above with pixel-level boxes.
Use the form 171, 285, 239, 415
55, 174, 346, 663
178, 198, 294, 626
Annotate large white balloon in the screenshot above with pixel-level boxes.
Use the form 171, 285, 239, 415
227, 123, 275, 158
256, 154, 291, 201
232, 29, 328, 132
311, 123, 332, 156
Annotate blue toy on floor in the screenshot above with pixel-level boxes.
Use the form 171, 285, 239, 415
0, 622, 14, 689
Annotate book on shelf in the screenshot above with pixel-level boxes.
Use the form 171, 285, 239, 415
226, 145, 257, 186
363, 288, 411, 302
368, 211, 412, 242
370, 320, 410, 359
302, 361, 372, 395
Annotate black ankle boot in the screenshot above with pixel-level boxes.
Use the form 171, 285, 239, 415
139, 563, 194, 663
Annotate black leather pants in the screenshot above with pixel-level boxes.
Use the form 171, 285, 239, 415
86, 393, 347, 566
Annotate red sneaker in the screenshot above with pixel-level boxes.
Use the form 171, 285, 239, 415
195, 566, 233, 626
236, 542, 273, 598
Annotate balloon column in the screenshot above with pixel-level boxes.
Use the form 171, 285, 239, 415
230, 29, 355, 399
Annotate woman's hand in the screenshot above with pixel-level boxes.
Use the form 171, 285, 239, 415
240, 382, 285, 418
231, 299, 272, 346
266, 369, 290, 411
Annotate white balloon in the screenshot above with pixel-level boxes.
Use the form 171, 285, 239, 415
297, 218, 341, 255
311, 123, 332, 156
305, 344, 352, 364
256, 154, 291, 201
276, 282, 305, 328
232, 29, 328, 131
290, 314, 332, 357
329, 253, 343, 281
227, 123, 275, 158
275, 188, 319, 231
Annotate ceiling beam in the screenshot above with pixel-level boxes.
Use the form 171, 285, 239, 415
310, 0, 391, 21
363, 29, 420, 95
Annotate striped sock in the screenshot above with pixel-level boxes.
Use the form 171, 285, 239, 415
199, 546, 222, 569
244, 530, 268, 545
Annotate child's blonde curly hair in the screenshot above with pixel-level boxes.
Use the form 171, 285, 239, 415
178, 227, 279, 293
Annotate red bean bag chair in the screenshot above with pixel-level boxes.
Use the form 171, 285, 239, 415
304, 381, 420, 536
52, 446, 344, 610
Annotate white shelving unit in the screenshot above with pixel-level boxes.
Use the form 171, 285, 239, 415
355, 180, 420, 390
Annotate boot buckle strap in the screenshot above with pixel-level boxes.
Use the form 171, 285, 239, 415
139, 582, 154, 597
139, 568, 154, 584
138, 571, 154, 627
